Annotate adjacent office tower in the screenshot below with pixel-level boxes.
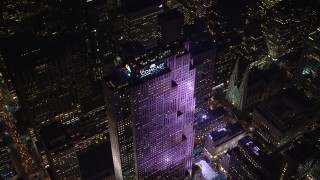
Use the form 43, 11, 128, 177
85, 0, 107, 81
227, 136, 273, 180
105, 41, 195, 179
262, 0, 317, 59
296, 28, 320, 100
157, 9, 184, 45
280, 142, 318, 180
190, 41, 216, 117
1, 33, 89, 128
253, 88, 314, 148
1, 32, 109, 176
38, 122, 81, 180
122, 0, 165, 48
259, 0, 279, 16
0, 138, 17, 179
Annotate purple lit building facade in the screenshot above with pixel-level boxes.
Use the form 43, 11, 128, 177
105, 41, 195, 179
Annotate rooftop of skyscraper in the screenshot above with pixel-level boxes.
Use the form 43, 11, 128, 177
284, 142, 317, 163
238, 136, 271, 166
39, 121, 72, 151
208, 122, 244, 143
122, 0, 164, 20
255, 88, 314, 133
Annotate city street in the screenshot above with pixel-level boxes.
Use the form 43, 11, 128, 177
0, 72, 47, 179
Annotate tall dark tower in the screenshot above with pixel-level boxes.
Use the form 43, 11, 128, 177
296, 28, 320, 100
86, 0, 107, 81
157, 9, 184, 44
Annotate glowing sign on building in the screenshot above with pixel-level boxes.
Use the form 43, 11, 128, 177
218, 128, 227, 132
246, 141, 260, 155
125, 64, 132, 76
139, 63, 165, 78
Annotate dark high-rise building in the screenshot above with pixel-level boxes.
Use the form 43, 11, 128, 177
227, 136, 273, 180
1, 32, 109, 174
207, 0, 249, 90
0, 138, 17, 179
190, 41, 216, 117
122, 0, 165, 48
70, 95, 108, 151
280, 142, 318, 180
1, 33, 88, 128
262, 0, 317, 59
295, 28, 320, 100
240, 4, 269, 66
253, 88, 315, 148
105, 41, 195, 179
157, 9, 184, 45
85, 0, 107, 81
38, 122, 81, 179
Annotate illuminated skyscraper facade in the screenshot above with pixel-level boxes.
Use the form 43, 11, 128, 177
105, 41, 195, 179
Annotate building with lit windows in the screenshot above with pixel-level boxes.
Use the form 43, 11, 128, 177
166, 0, 212, 24
1, 32, 109, 170
0, 138, 17, 179
1, 33, 90, 128
227, 136, 273, 180
105, 40, 195, 179
122, 0, 165, 48
252, 88, 315, 148
239, 14, 268, 65
190, 41, 216, 118
85, 0, 108, 81
38, 122, 81, 180
262, 0, 317, 59
167, 0, 194, 25
306, 160, 320, 180
69, 95, 108, 151
204, 122, 246, 158
194, 107, 231, 146
259, 0, 279, 16
295, 28, 320, 100
280, 142, 318, 180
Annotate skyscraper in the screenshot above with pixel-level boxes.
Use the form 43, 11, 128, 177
157, 9, 184, 45
262, 0, 317, 59
252, 88, 315, 147
227, 136, 273, 180
105, 41, 195, 179
280, 142, 318, 179
0, 138, 17, 179
190, 41, 216, 117
1, 32, 109, 176
1, 33, 90, 128
295, 28, 320, 100
122, 0, 165, 48
38, 122, 81, 180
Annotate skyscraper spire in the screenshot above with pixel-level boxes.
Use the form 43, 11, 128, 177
226, 59, 239, 100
